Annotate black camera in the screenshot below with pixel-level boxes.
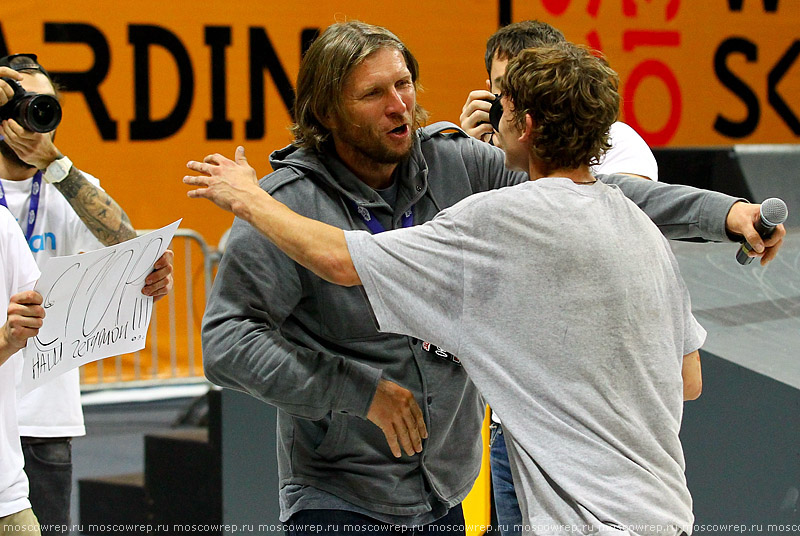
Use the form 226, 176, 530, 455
0, 77, 62, 133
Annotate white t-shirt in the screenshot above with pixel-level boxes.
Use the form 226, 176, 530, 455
0, 209, 40, 517
592, 121, 659, 181
1, 173, 104, 437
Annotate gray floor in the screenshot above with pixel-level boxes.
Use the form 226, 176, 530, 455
69, 397, 195, 535
671, 232, 800, 389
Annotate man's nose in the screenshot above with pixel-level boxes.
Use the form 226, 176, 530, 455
385, 88, 408, 115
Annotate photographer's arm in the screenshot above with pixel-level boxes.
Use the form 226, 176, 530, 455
51, 166, 137, 245
185, 147, 360, 286
1, 119, 172, 298
1, 118, 136, 245
53, 167, 173, 298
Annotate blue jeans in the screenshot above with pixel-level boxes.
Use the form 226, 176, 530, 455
21, 438, 72, 536
490, 423, 522, 536
285, 504, 465, 536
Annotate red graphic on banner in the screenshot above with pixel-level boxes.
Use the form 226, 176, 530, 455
543, 0, 683, 145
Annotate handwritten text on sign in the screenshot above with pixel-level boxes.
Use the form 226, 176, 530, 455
20, 220, 181, 394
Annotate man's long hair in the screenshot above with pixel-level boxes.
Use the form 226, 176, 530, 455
291, 21, 429, 152
503, 44, 619, 170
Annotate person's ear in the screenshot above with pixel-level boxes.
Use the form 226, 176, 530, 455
485, 78, 491, 91
319, 109, 335, 130
519, 114, 535, 143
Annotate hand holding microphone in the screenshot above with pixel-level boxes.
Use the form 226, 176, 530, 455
736, 197, 788, 265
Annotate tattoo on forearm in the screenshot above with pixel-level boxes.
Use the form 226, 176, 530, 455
54, 167, 137, 246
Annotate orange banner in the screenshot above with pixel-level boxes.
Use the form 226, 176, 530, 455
2, 1, 798, 241
4, 3, 795, 532
514, 0, 800, 147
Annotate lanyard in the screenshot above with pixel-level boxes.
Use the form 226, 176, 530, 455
348, 201, 414, 234
0, 172, 43, 242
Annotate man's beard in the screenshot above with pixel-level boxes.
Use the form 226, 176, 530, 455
0, 139, 36, 171
352, 130, 415, 165
336, 114, 417, 166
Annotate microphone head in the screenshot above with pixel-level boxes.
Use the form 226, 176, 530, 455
760, 198, 788, 226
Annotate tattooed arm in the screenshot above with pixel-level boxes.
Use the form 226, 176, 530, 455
52, 166, 173, 298
53, 165, 137, 246
52, 165, 173, 299
1, 119, 173, 299
0, 118, 135, 245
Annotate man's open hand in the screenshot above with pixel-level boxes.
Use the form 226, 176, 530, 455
367, 378, 428, 458
184, 146, 262, 220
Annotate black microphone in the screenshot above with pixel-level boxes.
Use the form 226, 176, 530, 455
736, 197, 788, 265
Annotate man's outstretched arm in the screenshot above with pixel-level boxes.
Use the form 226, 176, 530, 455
184, 146, 360, 287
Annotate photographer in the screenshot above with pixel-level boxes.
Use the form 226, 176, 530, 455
0, 54, 173, 535
460, 21, 658, 182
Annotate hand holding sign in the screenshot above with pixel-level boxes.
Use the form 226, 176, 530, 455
20, 220, 181, 394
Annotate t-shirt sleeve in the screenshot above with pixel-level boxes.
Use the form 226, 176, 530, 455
593, 122, 659, 181
681, 273, 706, 355
6, 221, 40, 292
662, 236, 706, 354
344, 211, 466, 354
68, 216, 105, 254
684, 311, 706, 356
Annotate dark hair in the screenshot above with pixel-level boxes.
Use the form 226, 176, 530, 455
291, 21, 428, 152
0, 53, 61, 96
484, 21, 566, 75
503, 43, 619, 170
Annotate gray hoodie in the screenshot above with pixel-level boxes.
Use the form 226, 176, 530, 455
202, 122, 738, 519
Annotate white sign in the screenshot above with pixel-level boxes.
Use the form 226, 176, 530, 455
20, 220, 181, 394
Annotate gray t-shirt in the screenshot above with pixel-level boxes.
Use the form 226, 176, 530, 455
345, 178, 706, 536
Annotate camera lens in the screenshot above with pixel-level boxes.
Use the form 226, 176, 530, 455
19, 94, 62, 133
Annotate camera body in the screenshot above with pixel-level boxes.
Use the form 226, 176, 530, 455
0, 77, 62, 133
475, 94, 501, 133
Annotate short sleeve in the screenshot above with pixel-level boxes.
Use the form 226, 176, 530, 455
680, 266, 706, 355
2, 213, 40, 293
684, 311, 706, 356
661, 235, 706, 354
345, 210, 466, 354
68, 217, 104, 254
593, 122, 659, 181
